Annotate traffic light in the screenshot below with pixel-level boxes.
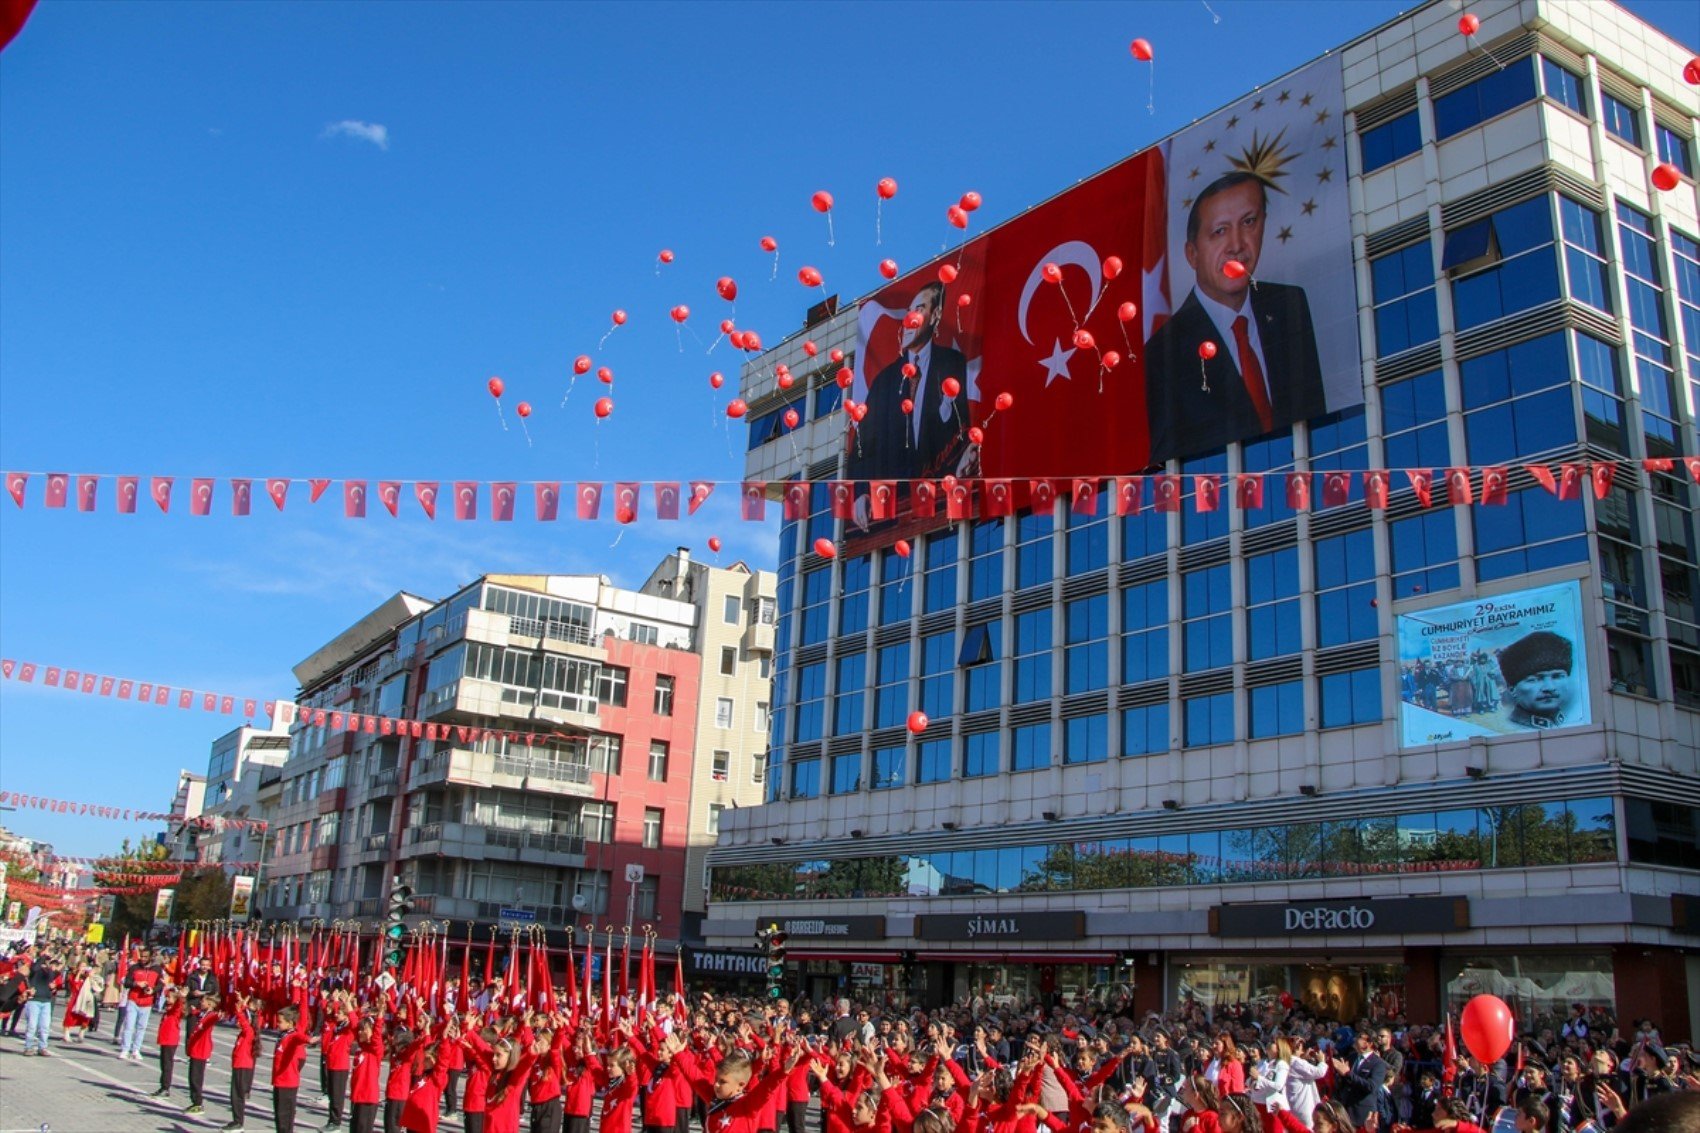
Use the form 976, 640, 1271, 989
762, 920, 787, 999
384, 877, 414, 968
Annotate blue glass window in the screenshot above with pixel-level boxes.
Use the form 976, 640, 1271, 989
963, 622, 1001, 713
1011, 723, 1050, 771
917, 739, 952, 784
1121, 703, 1169, 757
923, 529, 958, 613
1462, 332, 1576, 464
1242, 431, 1298, 531
747, 400, 803, 450
1122, 580, 1170, 685
794, 661, 826, 743
1540, 58, 1585, 115
834, 653, 866, 736
813, 381, 842, 419
1015, 509, 1055, 590
1433, 59, 1536, 140
967, 519, 1004, 602
1065, 595, 1109, 694
1249, 679, 1305, 739
873, 642, 909, 730
1122, 507, 1166, 564
839, 555, 871, 638
1185, 691, 1234, 747
871, 746, 905, 790
1671, 231, 1699, 401
1245, 547, 1301, 661
1449, 197, 1560, 331
964, 731, 999, 777
1183, 564, 1233, 672
1064, 715, 1108, 764
1657, 123, 1694, 178
1065, 498, 1109, 575
879, 547, 912, 625
1371, 242, 1440, 356
920, 632, 955, 719
1314, 529, 1378, 648
1381, 370, 1450, 471
790, 757, 821, 799
1575, 331, 1627, 453
1559, 197, 1612, 314
807, 481, 834, 544
1308, 406, 1369, 473
830, 752, 861, 795
1013, 608, 1053, 704
1389, 511, 1460, 598
1475, 486, 1588, 583
1360, 109, 1421, 173
1319, 668, 1381, 728
1601, 92, 1641, 147
1181, 451, 1229, 546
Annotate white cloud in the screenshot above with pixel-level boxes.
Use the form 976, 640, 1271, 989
321, 120, 390, 151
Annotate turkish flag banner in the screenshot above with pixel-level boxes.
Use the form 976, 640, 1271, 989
191, 478, 215, 516
453, 481, 479, 520
741, 482, 767, 521
1235, 474, 1263, 510
946, 480, 974, 520
576, 483, 602, 520
868, 481, 899, 520
4, 472, 25, 508
830, 481, 855, 520
116, 475, 139, 514
364, 715, 376, 733
654, 482, 681, 520
220, 696, 233, 714
535, 482, 561, 521
374, 481, 399, 517
1152, 475, 1182, 512
912, 480, 938, 517
1, 660, 13, 679
81, 674, 96, 693
687, 481, 713, 515
266, 478, 290, 510
1644, 457, 1675, 473
1686, 456, 1700, 483
380, 716, 395, 736
204, 692, 218, 712
231, 478, 252, 516
44, 473, 67, 508
151, 476, 174, 513
243, 698, 256, 718
312, 708, 326, 726
155, 685, 172, 705
1525, 462, 1556, 495
1408, 469, 1433, 507
1479, 466, 1508, 505
983, 479, 1013, 517
1116, 476, 1144, 516
1556, 463, 1584, 500
178, 689, 194, 710
1071, 479, 1099, 515
63, 669, 78, 689
138, 681, 152, 701
783, 482, 810, 521
76, 475, 99, 512
19, 663, 36, 682
1286, 472, 1312, 511
1590, 462, 1616, 499
1030, 479, 1058, 513
615, 482, 640, 523
1445, 467, 1473, 506
1193, 476, 1220, 513
330, 711, 344, 730
309, 478, 331, 503
344, 480, 368, 518
491, 482, 516, 522
46, 667, 61, 687
1321, 471, 1351, 508
415, 481, 440, 519
100, 676, 114, 696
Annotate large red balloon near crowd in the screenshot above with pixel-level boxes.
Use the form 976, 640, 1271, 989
1460, 995, 1514, 1064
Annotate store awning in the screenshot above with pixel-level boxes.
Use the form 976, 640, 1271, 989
915, 952, 1118, 965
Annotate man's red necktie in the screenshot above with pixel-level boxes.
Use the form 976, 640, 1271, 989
1232, 315, 1273, 434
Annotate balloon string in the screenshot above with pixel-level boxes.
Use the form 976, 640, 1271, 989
496, 404, 508, 432
876, 200, 883, 246
1148, 61, 1156, 115
520, 419, 533, 447
597, 325, 620, 349
1469, 36, 1508, 71
1059, 285, 1081, 330
770, 250, 780, 282
1201, 0, 1221, 23
683, 323, 706, 348
609, 527, 625, 550
825, 212, 835, 248
1119, 322, 1135, 355
561, 376, 577, 409
676, 326, 684, 354
706, 332, 724, 354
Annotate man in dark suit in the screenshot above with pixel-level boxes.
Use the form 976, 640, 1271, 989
850, 281, 971, 529
1144, 171, 1327, 465
1331, 1031, 1393, 1128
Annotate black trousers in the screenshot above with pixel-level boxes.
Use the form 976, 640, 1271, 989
3, 1006, 21, 1036
158, 1044, 178, 1092
531, 1098, 565, 1133
788, 1100, 808, 1133
465, 1114, 486, 1133
384, 1098, 405, 1133
274, 1086, 299, 1133
189, 1058, 208, 1107
565, 1115, 589, 1133
351, 1102, 379, 1133
444, 1070, 462, 1114
231, 1067, 254, 1126
328, 1068, 349, 1124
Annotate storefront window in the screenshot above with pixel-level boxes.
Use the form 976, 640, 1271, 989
1171, 961, 1410, 1022
1443, 954, 1615, 1035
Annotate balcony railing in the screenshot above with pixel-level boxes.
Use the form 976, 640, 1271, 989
507, 615, 594, 647
362, 833, 390, 854
491, 754, 592, 785
407, 822, 442, 846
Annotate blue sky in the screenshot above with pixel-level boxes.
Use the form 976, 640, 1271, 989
1, 1, 1693, 859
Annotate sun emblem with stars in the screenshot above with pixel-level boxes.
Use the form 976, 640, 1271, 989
1228, 128, 1297, 195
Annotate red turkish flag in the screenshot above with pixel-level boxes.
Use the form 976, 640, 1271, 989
116, 475, 139, 513
1445, 468, 1472, 506
344, 480, 368, 518
155, 685, 172, 705
203, 692, 218, 712
1152, 475, 1181, 512
415, 481, 439, 519
312, 708, 326, 725
783, 482, 809, 520
688, 481, 713, 514
364, 715, 376, 733
453, 481, 479, 520
220, 696, 234, 714
1193, 476, 1220, 512
741, 482, 767, 521
912, 480, 938, 517
100, 676, 115, 695
983, 479, 1013, 517
151, 476, 174, 512
1408, 469, 1433, 507
5, 472, 26, 508
139, 681, 153, 700
654, 482, 682, 520
380, 716, 394, 736
76, 475, 98, 512
330, 711, 344, 729
1286, 472, 1312, 511
1, 659, 13, 679
1686, 456, 1700, 483
830, 480, 855, 519
266, 478, 290, 510
946, 479, 973, 519
19, 663, 36, 682
1525, 463, 1556, 494
62, 669, 78, 689
1479, 466, 1508, 505
243, 698, 256, 718
1116, 476, 1144, 515
1071, 479, 1099, 515
1643, 458, 1674, 474
231, 478, 252, 516
614, 482, 640, 523
369, 480, 397, 516
535, 482, 561, 521
1556, 463, 1584, 500
1590, 462, 1616, 499
490, 482, 516, 521
868, 481, 898, 520
191, 478, 215, 516
1321, 471, 1351, 508
43, 473, 67, 508
80, 673, 96, 693
178, 689, 194, 710
118, 680, 134, 697
308, 478, 331, 503
1235, 474, 1263, 510
576, 483, 602, 520
45, 667, 61, 687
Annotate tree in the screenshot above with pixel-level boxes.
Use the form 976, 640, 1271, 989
171, 869, 234, 924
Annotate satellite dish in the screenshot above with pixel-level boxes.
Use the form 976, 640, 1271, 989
571, 894, 588, 911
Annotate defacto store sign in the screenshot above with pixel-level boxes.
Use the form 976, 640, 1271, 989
1211, 897, 1468, 938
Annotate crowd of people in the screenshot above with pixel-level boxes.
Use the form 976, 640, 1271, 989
3, 938, 1698, 1133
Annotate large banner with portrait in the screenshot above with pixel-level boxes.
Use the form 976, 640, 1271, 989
845, 53, 1362, 553
1396, 580, 1591, 748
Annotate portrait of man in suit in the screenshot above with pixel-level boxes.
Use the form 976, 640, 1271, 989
849, 280, 972, 530
1143, 171, 1327, 465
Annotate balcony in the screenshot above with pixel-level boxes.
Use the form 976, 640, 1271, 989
367, 766, 400, 798
742, 619, 775, 656
362, 832, 390, 854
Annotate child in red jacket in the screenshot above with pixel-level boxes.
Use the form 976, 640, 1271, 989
225, 995, 259, 1133
350, 1014, 386, 1133
185, 996, 221, 1116
272, 1000, 315, 1133
150, 988, 186, 1100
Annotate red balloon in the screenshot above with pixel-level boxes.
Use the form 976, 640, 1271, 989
803, 340, 819, 357
968, 426, 984, 445
1074, 329, 1096, 350
902, 363, 917, 378
829, 348, 845, 363
879, 259, 899, 279
1199, 341, 1218, 360
1103, 255, 1124, 280
743, 331, 763, 351
893, 539, 912, 558
811, 190, 834, 213
1223, 259, 1247, 280
1686, 56, 1700, 85
709, 372, 725, 389
1459, 995, 1514, 1064
716, 277, 738, 301
938, 264, 959, 283
1458, 12, 1480, 35
836, 367, 854, 389
516, 401, 532, 418
877, 177, 898, 200
941, 377, 961, 398
904, 310, 925, 329
994, 392, 1014, 411
726, 399, 748, 418
594, 397, 613, 418
611, 309, 627, 326
760, 235, 778, 252
1118, 301, 1139, 322
1103, 350, 1122, 369
1042, 262, 1063, 284
947, 205, 969, 229
708, 536, 722, 553
900, 398, 914, 414
799, 266, 823, 287
813, 537, 837, 558
960, 191, 982, 212
775, 364, 790, 378
659, 249, 675, 264
729, 330, 747, 349
907, 711, 929, 735
573, 355, 591, 375
617, 505, 636, 525
1652, 162, 1681, 192
783, 409, 800, 428
1130, 38, 1153, 62
597, 366, 613, 384
848, 402, 868, 422
777, 373, 795, 390
720, 318, 735, 334
670, 304, 691, 323
957, 293, 972, 308
487, 376, 504, 399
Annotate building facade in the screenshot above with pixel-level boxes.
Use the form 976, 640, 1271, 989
706, 0, 1700, 1039
163, 770, 208, 864
197, 721, 289, 878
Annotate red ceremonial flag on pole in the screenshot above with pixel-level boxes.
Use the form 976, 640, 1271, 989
415, 481, 440, 519
266, 479, 290, 510
564, 935, 579, 1023
344, 480, 368, 518
231, 479, 252, 516
535, 482, 561, 521
581, 931, 594, 1014
687, 481, 713, 515
673, 952, 686, 1016
619, 931, 631, 1002
654, 482, 681, 520
453, 481, 479, 520
1442, 1014, 1458, 1097
77, 475, 99, 512
491, 482, 516, 522
576, 483, 602, 520
601, 931, 613, 1021
379, 481, 401, 517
